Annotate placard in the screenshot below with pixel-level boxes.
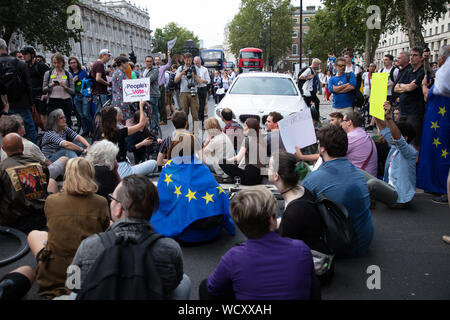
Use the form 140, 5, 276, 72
278, 108, 317, 154
369, 73, 389, 120
123, 78, 151, 103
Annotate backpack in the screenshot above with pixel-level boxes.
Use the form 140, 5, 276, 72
81, 77, 93, 98
0, 58, 25, 102
76, 231, 165, 300
297, 67, 313, 96
167, 72, 176, 91
312, 193, 356, 258
346, 71, 364, 108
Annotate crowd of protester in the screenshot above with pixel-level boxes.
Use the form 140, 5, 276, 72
0, 37, 449, 301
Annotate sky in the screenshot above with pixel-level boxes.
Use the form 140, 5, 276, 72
133, 0, 322, 49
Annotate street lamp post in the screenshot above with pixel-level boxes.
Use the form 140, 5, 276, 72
308, 45, 312, 65
78, 29, 84, 66
299, 0, 303, 68
269, 9, 273, 72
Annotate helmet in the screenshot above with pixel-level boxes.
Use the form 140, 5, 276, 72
20, 46, 36, 56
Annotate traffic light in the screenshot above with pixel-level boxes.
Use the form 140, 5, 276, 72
129, 51, 137, 64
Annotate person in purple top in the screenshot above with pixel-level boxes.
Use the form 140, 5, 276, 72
199, 186, 320, 300
155, 50, 172, 125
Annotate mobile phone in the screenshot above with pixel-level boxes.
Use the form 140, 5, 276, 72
53, 80, 60, 85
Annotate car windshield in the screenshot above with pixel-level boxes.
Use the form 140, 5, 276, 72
229, 77, 298, 96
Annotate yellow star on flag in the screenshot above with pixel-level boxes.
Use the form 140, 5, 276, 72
164, 159, 173, 169
432, 138, 441, 148
174, 185, 182, 198
430, 121, 440, 131
442, 149, 449, 159
438, 107, 447, 117
216, 186, 225, 195
185, 189, 197, 202
164, 174, 173, 186
202, 192, 214, 205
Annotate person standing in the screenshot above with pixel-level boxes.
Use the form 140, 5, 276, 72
328, 57, 356, 114
69, 57, 92, 137
0, 39, 37, 143
155, 50, 172, 125
194, 56, 210, 127
43, 53, 75, 128
110, 56, 133, 121
379, 54, 399, 105
142, 55, 160, 132
91, 49, 112, 116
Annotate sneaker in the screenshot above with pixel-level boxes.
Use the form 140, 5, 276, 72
432, 195, 448, 204
443, 235, 450, 245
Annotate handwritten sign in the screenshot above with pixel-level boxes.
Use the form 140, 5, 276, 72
278, 108, 317, 153
123, 78, 150, 103
369, 73, 389, 120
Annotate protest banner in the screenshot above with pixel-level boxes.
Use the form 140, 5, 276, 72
123, 78, 150, 103
278, 108, 316, 154
369, 73, 389, 120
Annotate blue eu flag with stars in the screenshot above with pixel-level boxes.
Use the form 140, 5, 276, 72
417, 86, 450, 194
151, 156, 235, 240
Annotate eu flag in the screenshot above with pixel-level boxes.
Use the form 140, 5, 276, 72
150, 156, 235, 240
417, 86, 450, 194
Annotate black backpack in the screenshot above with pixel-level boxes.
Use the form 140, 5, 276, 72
297, 66, 312, 96
167, 71, 176, 90
312, 193, 356, 258
346, 71, 364, 108
0, 58, 25, 102
76, 231, 165, 300
380, 66, 398, 83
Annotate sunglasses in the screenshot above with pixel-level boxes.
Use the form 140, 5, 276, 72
337, 64, 345, 67
108, 193, 120, 203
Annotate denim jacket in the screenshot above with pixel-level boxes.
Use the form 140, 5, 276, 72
381, 127, 417, 203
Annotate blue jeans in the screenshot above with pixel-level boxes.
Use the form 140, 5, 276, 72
93, 94, 109, 115
9, 109, 37, 144
49, 148, 78, 162
74, 95, 93, 134
118, 159, 157, 179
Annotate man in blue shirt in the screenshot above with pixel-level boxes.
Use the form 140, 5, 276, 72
328, 57, 357, 115
302, 125, 373, 257
364, 102, 418, 209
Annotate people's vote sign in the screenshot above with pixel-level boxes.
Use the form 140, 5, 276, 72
278, 108, 317, 154
123, 78, 150, 103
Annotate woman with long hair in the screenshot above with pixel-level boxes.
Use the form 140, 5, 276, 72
27, 158, 110, 299
219, 118, 267, 185
95, 101, 157, 178
110, 56, 133, 121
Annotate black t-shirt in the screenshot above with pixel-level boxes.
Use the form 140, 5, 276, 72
107, 127, 129, 162
95, 165, 120, 200
29, 61, 49, 98
278, 187, 329, 254
398, 64, 427, 116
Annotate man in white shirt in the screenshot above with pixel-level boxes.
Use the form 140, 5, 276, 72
378, 54, 399, 104
362, 63, 377, 98
299, 58, 321, 106
344, 51, 362, 75
194, 56, 210, 126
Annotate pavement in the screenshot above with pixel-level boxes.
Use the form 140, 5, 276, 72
1, 93, 450, 300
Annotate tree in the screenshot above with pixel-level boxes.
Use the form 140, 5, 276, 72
0, 0, 80, 55
228, 0, 295, 68
151, 22, 200, 57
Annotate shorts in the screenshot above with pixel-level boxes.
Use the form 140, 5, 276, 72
0, 272, 31, 300
165, 90, 174, 106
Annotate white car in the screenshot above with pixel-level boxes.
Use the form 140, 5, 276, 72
215, 72, 308, 131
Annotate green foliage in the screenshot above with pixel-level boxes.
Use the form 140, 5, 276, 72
0, 0, 80, 55
151, 22, 200, 56
229, 0, 295, 66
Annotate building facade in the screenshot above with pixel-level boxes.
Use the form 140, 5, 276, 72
375, 5, 450, 68
8, 0, 152, 67
278, 6, 317, 73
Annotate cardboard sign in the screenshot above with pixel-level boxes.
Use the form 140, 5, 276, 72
123, 78, 150, 103
278, 108, 317, 154
369, 73, 389, 120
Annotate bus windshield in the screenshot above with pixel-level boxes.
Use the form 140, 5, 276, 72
240, 51, 262, 59
202, 51, 222, 60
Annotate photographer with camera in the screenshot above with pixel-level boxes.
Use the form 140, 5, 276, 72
174, 53, 202, 131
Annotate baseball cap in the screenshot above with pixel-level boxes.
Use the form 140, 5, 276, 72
99, 49, 112, 56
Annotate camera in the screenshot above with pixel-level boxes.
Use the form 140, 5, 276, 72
184, 65, 197, 96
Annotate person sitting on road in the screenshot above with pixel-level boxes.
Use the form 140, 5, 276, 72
219, 118, 267, 186
0, 114, 68, 180
85, 140, 121, 201
94, 101, 158, 179
329, 112, 343, 127
199, 186, 320, 300
341, 111, 378, 177
265, 111, 286, 157
0, 133, 57, 234
201, 117, 234, 178
41, 109, 91, 162
68, 175, 190, 299
126, 111, 161, 164
27, 157, 110, 299
365, 101, 418, 209
302, 125, 374, 257
221, 108, 243, 153
0, 266, 35, 300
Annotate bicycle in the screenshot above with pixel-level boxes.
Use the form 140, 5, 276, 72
69, 108, 82, 134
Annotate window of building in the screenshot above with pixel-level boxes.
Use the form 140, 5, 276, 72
424, 29, 426, 37
430, 28, 432, 36
442, 25, 445, 33
436, 26, 438, 34
304, 18, 310, 23
292, 30, 298, 38
292, 44, 297, 55
293, 18, 298, 24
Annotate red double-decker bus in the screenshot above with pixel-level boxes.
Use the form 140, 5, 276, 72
238, 48, 263, 73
